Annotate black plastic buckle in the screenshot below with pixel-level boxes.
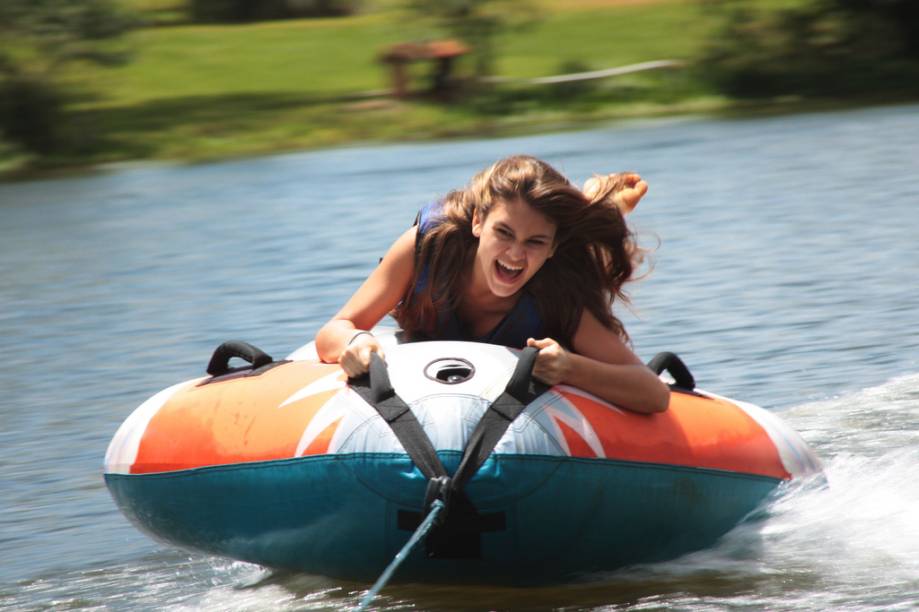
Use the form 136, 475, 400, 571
423, 475, 452, 526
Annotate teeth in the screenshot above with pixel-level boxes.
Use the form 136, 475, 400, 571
498, 261, 523, 272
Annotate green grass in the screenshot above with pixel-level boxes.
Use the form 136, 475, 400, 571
0, 0, 827, 176
90, 2, 718, 106
73, 15, 402, 106
499, 6, 708, 77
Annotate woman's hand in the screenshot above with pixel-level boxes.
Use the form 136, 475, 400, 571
527, 337, 572, 386
339, 332, 384, 378
582, 172, 648, 214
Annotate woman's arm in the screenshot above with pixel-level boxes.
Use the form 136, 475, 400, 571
315, 227, 416, 374
527, 311, 670, 414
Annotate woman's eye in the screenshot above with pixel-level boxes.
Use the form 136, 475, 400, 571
527, 240, 546, 247
496, 228, 512, 238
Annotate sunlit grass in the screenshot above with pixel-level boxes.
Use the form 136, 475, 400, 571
498, 3, 712, 77
85, 2, 711, 105
3, 0, 816, 174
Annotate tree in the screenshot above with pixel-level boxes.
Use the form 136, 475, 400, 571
699, 0, 919, 97
188, 0, 361, 23
831, 0, 919, 58
0, 0, 133, 154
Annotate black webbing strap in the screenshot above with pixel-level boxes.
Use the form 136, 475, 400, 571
450, 347, 545, 492
350, 349, 543, 490
350, 348, 546, 558
349, 353, 448, 481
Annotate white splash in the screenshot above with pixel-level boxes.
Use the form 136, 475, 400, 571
614, 373, 919, 610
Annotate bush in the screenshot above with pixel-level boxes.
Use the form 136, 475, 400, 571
0, 0, 134, 157
700, 0, 919, 98
0, 78, 65, 156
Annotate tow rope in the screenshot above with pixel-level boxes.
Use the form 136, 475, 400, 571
355, 499, 445, 612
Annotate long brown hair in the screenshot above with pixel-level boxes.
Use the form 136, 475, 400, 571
394, 155, 644, 347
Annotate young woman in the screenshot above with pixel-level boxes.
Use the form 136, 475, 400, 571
316, 155, 669, 414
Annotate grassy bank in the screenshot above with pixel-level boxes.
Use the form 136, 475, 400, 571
2, 0, 829, 177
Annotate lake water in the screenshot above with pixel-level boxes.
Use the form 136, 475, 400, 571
1, 104, 918, 610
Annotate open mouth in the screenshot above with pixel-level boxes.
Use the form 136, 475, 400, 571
494, 260, 524, 284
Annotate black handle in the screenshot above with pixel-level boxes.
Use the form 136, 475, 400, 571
505, 346, 540, 402
206, 341, 274, 377
647, 351, 695, 390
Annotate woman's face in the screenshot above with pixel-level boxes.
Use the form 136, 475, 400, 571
471, 198, 557, 298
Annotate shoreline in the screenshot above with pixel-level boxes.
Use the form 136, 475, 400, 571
2, 95, 915, 184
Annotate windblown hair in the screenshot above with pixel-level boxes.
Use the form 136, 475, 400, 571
394, 155, 644, 347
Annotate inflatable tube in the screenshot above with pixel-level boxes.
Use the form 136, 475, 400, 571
104, 329, 822, 583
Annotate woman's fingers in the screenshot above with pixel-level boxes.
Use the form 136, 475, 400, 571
527, 337, 554, 349
341, 336, 384, 377
616, 172, 640, 188
360, 343, 384, 368
615, 177, 648, 214
583, 173, 649, 214
527, 337, 569, 385
341, 349, 365, 378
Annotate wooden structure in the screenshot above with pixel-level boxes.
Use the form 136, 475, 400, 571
379, 39, 470, 98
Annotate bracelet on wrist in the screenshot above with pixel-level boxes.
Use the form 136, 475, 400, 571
348, 330, 373, 346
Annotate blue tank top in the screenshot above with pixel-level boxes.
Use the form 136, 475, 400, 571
412, 202, 545, 348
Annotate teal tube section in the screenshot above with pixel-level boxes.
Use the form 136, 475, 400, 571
105, 453, 780, 583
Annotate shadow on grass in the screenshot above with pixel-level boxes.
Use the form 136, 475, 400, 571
23, 68, 915, 179
56, 90, 387, 164
12, 73, 712, 176
59, 84, 615, 164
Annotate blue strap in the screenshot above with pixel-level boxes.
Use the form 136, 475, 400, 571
413, 202, 442, 294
